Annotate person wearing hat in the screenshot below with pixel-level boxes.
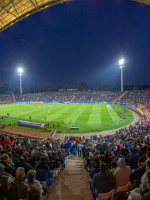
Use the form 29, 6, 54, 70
0, 154, 15, 177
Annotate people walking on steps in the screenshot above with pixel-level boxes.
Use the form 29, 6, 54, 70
77, 143, 83, 158
66, 140, 71, 154
72, 145, 77, 159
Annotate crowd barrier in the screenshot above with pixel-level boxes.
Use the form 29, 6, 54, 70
116, 103, 144, 117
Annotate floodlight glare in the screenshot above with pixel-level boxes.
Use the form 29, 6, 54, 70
18, 67, 23, 74
119, 58, 124, 66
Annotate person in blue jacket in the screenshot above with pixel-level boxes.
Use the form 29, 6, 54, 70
66, 141, 71, 154
72, 145, 77, 158
36, 156, 53, 187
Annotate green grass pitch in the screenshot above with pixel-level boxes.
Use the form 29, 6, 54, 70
0, 103, 134, 133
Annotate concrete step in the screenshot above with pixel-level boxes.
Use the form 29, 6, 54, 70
47, 157, 93, 200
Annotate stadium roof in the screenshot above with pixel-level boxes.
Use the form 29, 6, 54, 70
133, 0, 150, 5
0, 0, 72, 32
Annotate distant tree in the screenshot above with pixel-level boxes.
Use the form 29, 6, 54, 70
7, 90, 14, 95
78, 83, 88, 91
0, 84, 10, 93
40, 85, 53, 92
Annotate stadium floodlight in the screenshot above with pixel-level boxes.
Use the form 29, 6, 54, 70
119, 58, 125, 92
18, 67, 23, 95
119, 58, 124, 66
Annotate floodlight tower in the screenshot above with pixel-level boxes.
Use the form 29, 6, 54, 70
18, 67, 23, 95
119, 58, 125, 92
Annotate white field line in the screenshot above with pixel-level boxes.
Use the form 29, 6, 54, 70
107, 106, 115, 122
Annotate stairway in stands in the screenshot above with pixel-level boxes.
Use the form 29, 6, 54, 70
71, 95, 75, 102
48, 157, 93, 200
113, 91, 128, 103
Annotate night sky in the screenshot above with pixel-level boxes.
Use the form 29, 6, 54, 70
0, 0, 150, 89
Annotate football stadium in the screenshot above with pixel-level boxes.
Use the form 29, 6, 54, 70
0, 0, 150, 200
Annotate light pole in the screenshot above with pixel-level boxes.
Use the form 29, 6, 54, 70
18, 67, 23, 95
119, 58, 125, 92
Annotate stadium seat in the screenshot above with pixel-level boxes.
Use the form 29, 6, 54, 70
98, 189, 115, 200
116, 182, 131, 192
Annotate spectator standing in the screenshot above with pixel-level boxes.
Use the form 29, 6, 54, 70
36, 156, 53, 187
140, 159, 150, 190
4, 136, 11, 146
27, 186, 40, 200
13, 167, 29, 199
92, 162, 114, 198
114, 158, 131, 187
25, 170, 43, 200
66, 140, 71, 154
77, 143, 83, 157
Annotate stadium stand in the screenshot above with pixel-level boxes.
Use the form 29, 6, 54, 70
0, 90, 150, 199
0, 133, 67, 200
83, 119, 150, 200
0, 90, 129, 103
0, 118, 150, 200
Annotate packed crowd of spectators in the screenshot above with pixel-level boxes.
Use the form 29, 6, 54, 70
0, 94, 15, 104
120, 90, 150, 113
0, 118, 150, 200
0, 90, 149, 108
81, 119, 150, 200
0, 90, 125, 103
0, 133, 69, 200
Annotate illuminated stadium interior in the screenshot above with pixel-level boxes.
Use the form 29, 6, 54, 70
0, 1, 150, 200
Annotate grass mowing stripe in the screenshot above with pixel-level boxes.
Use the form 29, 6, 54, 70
99, 104, 101, 123
100, 104, 112, 122
76, 104, 93, 122
15, 105, 53, 120
52, 104, 77, 121
31, 104, 75, 122
88, 104, 101, 122
65, 104, 84, 122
